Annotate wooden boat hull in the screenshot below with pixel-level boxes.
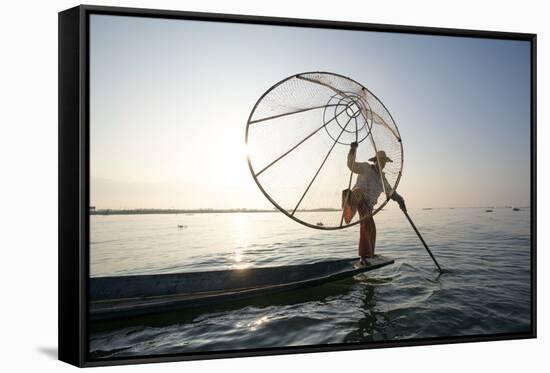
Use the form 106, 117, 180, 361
90, 255, 394, 321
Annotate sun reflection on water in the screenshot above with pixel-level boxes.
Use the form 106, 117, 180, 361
236, 315, 271, 331
231, 213, 252, 269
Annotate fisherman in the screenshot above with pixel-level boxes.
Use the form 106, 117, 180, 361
343, 141, 406, 268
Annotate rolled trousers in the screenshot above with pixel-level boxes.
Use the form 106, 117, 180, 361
343, 188, 376, 258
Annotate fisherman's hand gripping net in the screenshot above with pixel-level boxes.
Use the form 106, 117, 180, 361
245, 72, 403, 230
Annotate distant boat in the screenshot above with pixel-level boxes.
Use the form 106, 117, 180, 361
485, 209, 493, 212
177, 224, 187, 229
513, 208, 520, 211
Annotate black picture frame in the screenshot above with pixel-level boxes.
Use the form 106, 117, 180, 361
58, 4, 537, 368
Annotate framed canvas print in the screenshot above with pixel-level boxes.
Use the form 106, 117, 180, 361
58, 5, 537, 367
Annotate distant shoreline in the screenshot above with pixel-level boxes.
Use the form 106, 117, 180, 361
90, 206, 530, 216
90, 208, 340, 215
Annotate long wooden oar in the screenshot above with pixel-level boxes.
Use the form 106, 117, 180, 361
401, 209, 443, 273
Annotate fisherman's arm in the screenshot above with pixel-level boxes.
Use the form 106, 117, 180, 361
391, 191, 406, 211
385, 177, 406, 211
347, 142, 364, 174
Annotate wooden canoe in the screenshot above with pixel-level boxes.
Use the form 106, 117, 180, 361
90, 255, 394, 321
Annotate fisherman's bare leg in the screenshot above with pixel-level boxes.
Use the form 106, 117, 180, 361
342, 189, 358, 224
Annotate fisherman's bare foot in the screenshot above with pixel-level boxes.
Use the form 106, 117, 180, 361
354, 257, 370, 269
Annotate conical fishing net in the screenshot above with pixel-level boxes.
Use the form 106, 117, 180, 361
246, 72, 403, 230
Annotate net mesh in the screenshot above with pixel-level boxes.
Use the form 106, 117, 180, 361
246, 72, 403, 230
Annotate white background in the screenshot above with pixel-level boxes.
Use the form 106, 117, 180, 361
0, 0, 546, 371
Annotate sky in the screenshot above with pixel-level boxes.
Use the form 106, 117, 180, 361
89, 14, 531, 210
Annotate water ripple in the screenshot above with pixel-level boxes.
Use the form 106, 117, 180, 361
90, 208, 532, 357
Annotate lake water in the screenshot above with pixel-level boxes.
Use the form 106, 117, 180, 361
88, 207, 532, 358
